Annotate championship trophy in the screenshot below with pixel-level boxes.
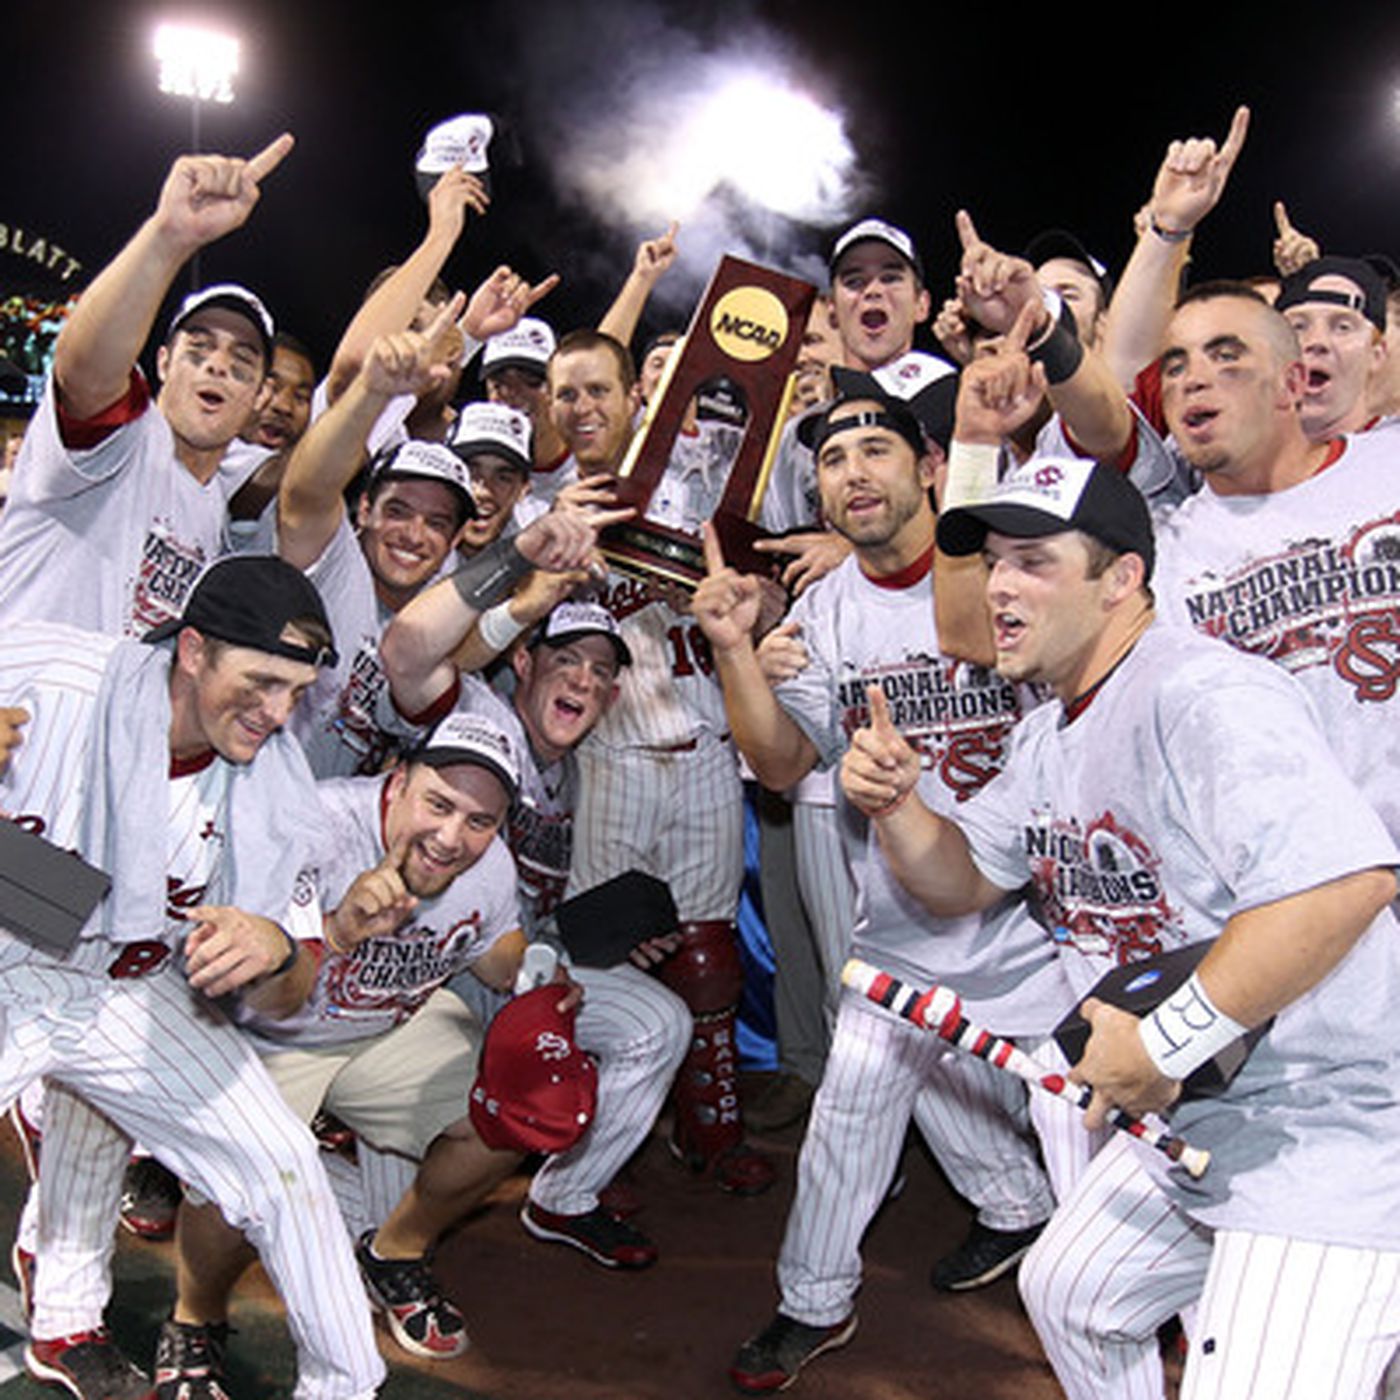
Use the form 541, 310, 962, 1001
601, 256, 817, 588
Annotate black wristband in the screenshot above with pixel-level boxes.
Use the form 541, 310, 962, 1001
270, 924, 299, 978
449, 535, 532, 612
1028, 296, 1085, 386
1150, 218, 1192, 245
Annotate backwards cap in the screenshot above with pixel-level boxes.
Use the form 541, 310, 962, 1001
143, 555, 337, 667
1275, 256, 1388, 332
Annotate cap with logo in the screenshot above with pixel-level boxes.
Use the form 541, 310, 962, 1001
143, 555, 338, 668
936, 456, 1155, 581
468, 985, 598, 1153
415, 113, 494, 201
829, 218, 925, 284
369, 439, 477, 521
529, 600, 632, 668
166, 283, 275, 366
449, 401, 532, 475
482, 317, 557, 381
412, 710, 520, 803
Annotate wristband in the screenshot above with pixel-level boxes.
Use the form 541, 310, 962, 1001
449, 535, 532, 612
270, 923, 300, 978
942, 440, 1001, 511
478, 599, 527, 653
870, 785, 916, 819
1138, 971, 1247, 1081
1150, 218, 1192, 245
1027, 292, 1085, 385
323, 912, 350, 958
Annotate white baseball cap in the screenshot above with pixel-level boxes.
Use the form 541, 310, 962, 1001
414, 710, 520, 801
482, 318, 557, 380
449, 401, 532, 474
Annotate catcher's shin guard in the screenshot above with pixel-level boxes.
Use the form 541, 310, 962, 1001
655, 920, 773, 1195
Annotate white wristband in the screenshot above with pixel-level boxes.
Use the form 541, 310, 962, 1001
478, 600, 527, 654
1138, 971, 1247, 1081
942, 440, 1001, 511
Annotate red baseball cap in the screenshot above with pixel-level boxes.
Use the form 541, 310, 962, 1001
468, 985, 598, 1154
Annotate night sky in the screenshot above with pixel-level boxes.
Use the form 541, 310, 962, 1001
5, 0, 1400, 380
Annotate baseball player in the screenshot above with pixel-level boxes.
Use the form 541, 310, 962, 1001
692, 388, 1073, 1393
0, 135, 293, 637
545, 328, 772, 1195
1150, 282, 1400, 844
382, 587, 692, 1264
873, 455, 1400, 1400
275, 306, 600, 779
160, 711, 542, 1384
0, 555, 385, 1400
477, 317, 576, 519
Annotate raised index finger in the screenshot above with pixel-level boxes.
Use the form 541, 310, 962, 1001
1005, 297, 1041, 355
955, 209, 983, 253
1273, 199, 1294, 237
245, 132, 295, 184
524, 273, 561, 309
701, 520, 727, 577
1217, 105, 1250, 173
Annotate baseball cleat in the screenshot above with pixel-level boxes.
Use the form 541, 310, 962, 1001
119, 1158, 182, 1241
729, 1312, 857, 1393
25, 1329, 155, 1400
520, 1199, 658, 1269
354, 1230, 468, 1359
929, 1219, 1045, 1292
152, 1318, 230, 1400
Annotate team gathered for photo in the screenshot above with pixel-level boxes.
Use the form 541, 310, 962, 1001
1, 99, 1399, 1400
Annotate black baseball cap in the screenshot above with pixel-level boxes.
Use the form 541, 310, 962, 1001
937, 456, 1155, 581
797, 381, 927, 458
144, 555, 338, 667
828, 366, 957, 453
1025, 229, 1115, 304
1275, 256, 1388, 332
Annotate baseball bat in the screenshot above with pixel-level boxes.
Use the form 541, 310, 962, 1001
841, 957, 1210, 1179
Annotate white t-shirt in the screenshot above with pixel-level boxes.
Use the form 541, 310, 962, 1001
957, 623, 1400, 1246
774, 549, 1068, 1031
248, 773, 520, 1048
0, 375, 235, 637
1153, 432, 1400, 842
290, 517, 416, 779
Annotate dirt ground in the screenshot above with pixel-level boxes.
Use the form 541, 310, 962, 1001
0, 1070, 1090, 1400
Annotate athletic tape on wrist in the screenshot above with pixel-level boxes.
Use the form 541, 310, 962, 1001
1138, 971, 1247, 1081
478, 600, 527, 653
450, 536, 532, 612
1027, 294, 1084, 385
943, 441, 1001, 511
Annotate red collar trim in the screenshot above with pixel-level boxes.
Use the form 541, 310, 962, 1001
859, 541, 935, 591
1315, 437, 1347, 476
533, 447, 570, 477
169, 748, 216, 778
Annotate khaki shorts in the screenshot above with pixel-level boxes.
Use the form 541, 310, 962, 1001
260, 988, 482, 1158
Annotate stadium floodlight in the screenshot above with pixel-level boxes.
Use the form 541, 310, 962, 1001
154, 23, 240, 105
